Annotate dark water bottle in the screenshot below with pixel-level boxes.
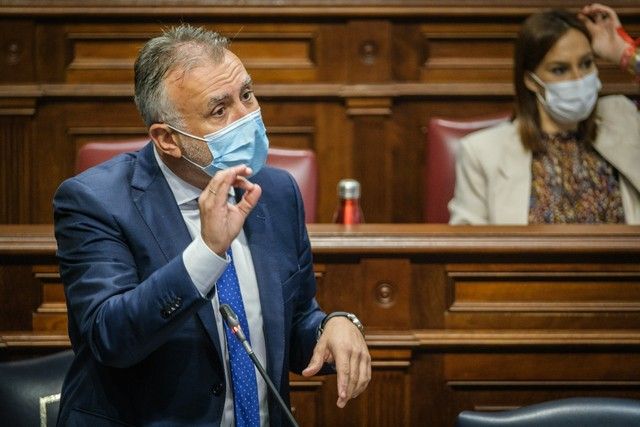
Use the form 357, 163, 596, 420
333, 179, 364, 225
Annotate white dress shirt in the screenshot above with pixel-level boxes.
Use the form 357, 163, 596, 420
154, 148, 269, 426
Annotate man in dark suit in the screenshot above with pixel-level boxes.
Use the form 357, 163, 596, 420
54, 24, 370, 426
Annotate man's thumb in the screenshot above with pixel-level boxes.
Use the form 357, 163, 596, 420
302, 343, 326, 377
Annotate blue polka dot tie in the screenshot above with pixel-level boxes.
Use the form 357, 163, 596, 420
217, 249, 260, 426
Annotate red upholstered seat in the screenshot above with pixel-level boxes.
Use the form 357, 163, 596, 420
75, 140, 318, 222
424, 113, 511, 223
75, 139, 148, 174
266, 147, 318, 223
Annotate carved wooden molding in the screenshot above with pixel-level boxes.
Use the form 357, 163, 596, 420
307, 224, 640, 254
447, 270, 640, 313
449, 380, 640, 389
4, 329, 640, 350
1, 1, 639, 18
346, 97, 392, 116
0, 333, 70, 348
2, 224, 640, 254
0, 225, 57, 254
412, 330, 640, 347
0, 98, 36, 116
1, 82, 637, 99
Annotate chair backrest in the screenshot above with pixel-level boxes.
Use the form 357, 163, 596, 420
75, 139, 149, 174
0, 350, 74, 427
455, 397, 640, 427
266, 147, 318, 223
75, 140, 318, 222
424, 113, 511, 223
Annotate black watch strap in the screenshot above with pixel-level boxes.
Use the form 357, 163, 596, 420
316, 311, 365, 340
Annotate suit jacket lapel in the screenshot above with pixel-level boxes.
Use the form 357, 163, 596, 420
242, 194, 286, 393
130, 143, 223, 358
593, 119, 640, 192
493, 123, 531, 224
130, 144, 192, 261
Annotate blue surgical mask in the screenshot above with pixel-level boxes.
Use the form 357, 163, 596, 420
529, 71, 601, 124
167, 108, 269, 177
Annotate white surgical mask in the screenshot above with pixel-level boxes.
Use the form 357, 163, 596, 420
529, 71, 601, 124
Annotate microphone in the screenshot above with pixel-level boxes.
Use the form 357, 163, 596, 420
219, 304, 299, 427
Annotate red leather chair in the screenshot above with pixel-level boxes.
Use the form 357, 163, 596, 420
75, 140, 318, 222
75, 139, 148, 174
424, 113, 511, 223
266, 147, 318, 223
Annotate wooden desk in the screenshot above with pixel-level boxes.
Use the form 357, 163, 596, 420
2, 224, 640, 425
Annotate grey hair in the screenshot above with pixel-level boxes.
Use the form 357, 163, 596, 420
134, 24, 229, 128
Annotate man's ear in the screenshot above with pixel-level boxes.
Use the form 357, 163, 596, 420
149, 124, 182, 159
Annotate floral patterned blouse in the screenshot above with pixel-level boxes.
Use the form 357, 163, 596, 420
528, 132, 625, 224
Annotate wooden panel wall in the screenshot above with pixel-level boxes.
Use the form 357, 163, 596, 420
1, 1, 639, 224
2, 224, 640, 425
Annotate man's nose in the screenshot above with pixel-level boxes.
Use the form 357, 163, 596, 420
228, 104, 253, 124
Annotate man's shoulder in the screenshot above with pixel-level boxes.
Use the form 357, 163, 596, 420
56, 151, 143, 202
250, 166, 303, 214
252, 165, 296, 187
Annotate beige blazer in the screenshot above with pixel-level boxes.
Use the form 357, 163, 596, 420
449, 95, 640, 224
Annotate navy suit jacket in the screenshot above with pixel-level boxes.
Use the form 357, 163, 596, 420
53, 143, 325, 426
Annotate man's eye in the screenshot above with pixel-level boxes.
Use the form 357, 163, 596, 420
242, 91, 254, 101
212, 107, 225, 117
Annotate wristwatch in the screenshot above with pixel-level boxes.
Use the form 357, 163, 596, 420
317, 311, 365, 340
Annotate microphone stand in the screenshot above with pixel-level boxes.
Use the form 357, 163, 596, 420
220, 304, 300, 427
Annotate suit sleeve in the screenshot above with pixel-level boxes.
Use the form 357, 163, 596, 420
54, 177, 211, 368
282, 173, 327, 374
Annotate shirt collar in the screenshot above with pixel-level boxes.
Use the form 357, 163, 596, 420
152, 146, 236, 206
153, 146, 202, 206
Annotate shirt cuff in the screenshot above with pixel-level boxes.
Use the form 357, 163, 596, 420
183, 235, 229, 297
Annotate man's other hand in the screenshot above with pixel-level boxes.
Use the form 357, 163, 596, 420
302, 316, 371, 408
